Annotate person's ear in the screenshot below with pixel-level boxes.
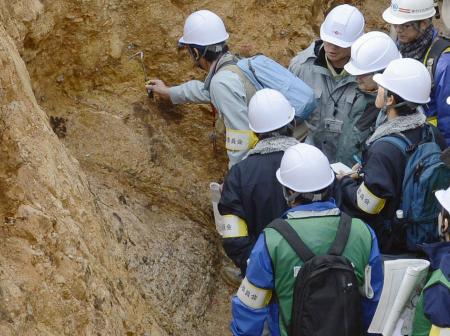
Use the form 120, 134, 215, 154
419, 19, 430, 31
192, 48, 201, 60
385, 93, 395, 107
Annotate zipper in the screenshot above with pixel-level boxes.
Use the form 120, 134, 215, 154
342, 275, 349, 336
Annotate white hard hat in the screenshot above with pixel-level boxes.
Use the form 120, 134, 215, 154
276, 143, 335, 193
320, 4, 365, 48
179, 10, 229, 46
373, 58, 431, 104
248, 89, 295, 133
383, 0, 436, 25
344, 31, 402, 75
436, 187, 450, 213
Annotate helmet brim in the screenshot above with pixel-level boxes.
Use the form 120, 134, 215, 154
435, 189, 450, 213
320, 30, 354, 48
382, 8, 414, 25
344, 61, 369, 76
382, 7, 436, 25
178, 34, 229, 47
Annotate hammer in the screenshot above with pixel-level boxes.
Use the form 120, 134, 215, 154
129, 51, 153, 98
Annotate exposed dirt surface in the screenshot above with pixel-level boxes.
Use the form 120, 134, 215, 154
2, 0, 436, 335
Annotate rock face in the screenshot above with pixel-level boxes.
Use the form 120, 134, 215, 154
0, 0, 391, 335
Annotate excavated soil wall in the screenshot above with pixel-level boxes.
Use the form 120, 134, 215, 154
0, 0, 393, 335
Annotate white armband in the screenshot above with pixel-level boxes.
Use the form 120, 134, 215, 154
237, 277, 272, 309
357, 183, 386, 215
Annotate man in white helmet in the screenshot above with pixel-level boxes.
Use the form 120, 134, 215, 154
382, 0, 450, 146
336, 31, 402, 166
336, 58, 447, 254
218, 89, 299, 277
147, 10, 257, 167
230, 143, 382, 336
289, 4, 365, 162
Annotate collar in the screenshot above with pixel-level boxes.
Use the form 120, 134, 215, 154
204, 52, 236, 90
367, 110, 426, 145
325, 56, 348, 78
283, 200, 340, 219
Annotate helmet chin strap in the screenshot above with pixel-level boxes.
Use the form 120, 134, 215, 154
282, 186, 326, 206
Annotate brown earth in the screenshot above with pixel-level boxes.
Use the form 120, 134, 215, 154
2, 0, 442, 335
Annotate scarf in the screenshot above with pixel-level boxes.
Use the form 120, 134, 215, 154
244, 136, 299, 158
367, 110, 426, 145
398, 24, 434, 60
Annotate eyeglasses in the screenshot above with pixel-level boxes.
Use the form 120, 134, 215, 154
392, 22, 415, 31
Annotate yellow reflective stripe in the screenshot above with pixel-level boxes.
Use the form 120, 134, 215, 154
356, 183, 386, 215
225, 129, 258, 151
444, 47, 450, 54
237, 277, 272, 309
222, 215, 248, 238
430, 325, 450, 336
428, 116, 438, 127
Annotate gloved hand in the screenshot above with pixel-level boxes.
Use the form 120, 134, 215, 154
145, 79, 171, 100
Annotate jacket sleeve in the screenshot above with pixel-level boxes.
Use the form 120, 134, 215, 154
231, 233, 276, 336
169, 80, 211, 104
433, 53, 450, 145
210, 70, 254, 167
335, 142, 400, 221
361, 226, 384, 332
219, 165, 254, 274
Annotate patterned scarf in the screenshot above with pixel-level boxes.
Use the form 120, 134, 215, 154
244, 136, 299, 158
398, 24, 434, 60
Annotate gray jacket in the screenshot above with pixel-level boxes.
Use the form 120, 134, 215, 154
169, 53, 255, 168
289, 41, 359, 162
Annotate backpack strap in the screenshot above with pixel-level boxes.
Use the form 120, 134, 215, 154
327, 212, 352, 256
424, 36, 450, 84
375, 133, 412, 157
267, 218, 315, 262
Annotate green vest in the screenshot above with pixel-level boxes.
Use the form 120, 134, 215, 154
264, 215, 373, 336
412, 267, 450, 336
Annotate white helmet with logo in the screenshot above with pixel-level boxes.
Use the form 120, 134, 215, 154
383, 0, 436, 25
179, 10, 229, 46
344, 31, 402, 75
373, 58, 431, 104
320, 4, 365, 48
276, 143, 335, 193
248, 89, 295, 133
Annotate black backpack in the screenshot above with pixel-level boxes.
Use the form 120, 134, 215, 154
268, 213, 364, 336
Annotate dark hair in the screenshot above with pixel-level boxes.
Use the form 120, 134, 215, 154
257, 121, 294, 140
387, 91, 418, 116
204, 44, 229, 62
294, 185, 332, 204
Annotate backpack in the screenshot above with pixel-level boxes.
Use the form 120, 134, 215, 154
268, 213, 364, 336
236, 54, 316, 121
376, 125, 450, 251
424, 36, 450, 85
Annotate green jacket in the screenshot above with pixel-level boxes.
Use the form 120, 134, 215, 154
335, 90, 377, 167
264, 213, 376, 335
